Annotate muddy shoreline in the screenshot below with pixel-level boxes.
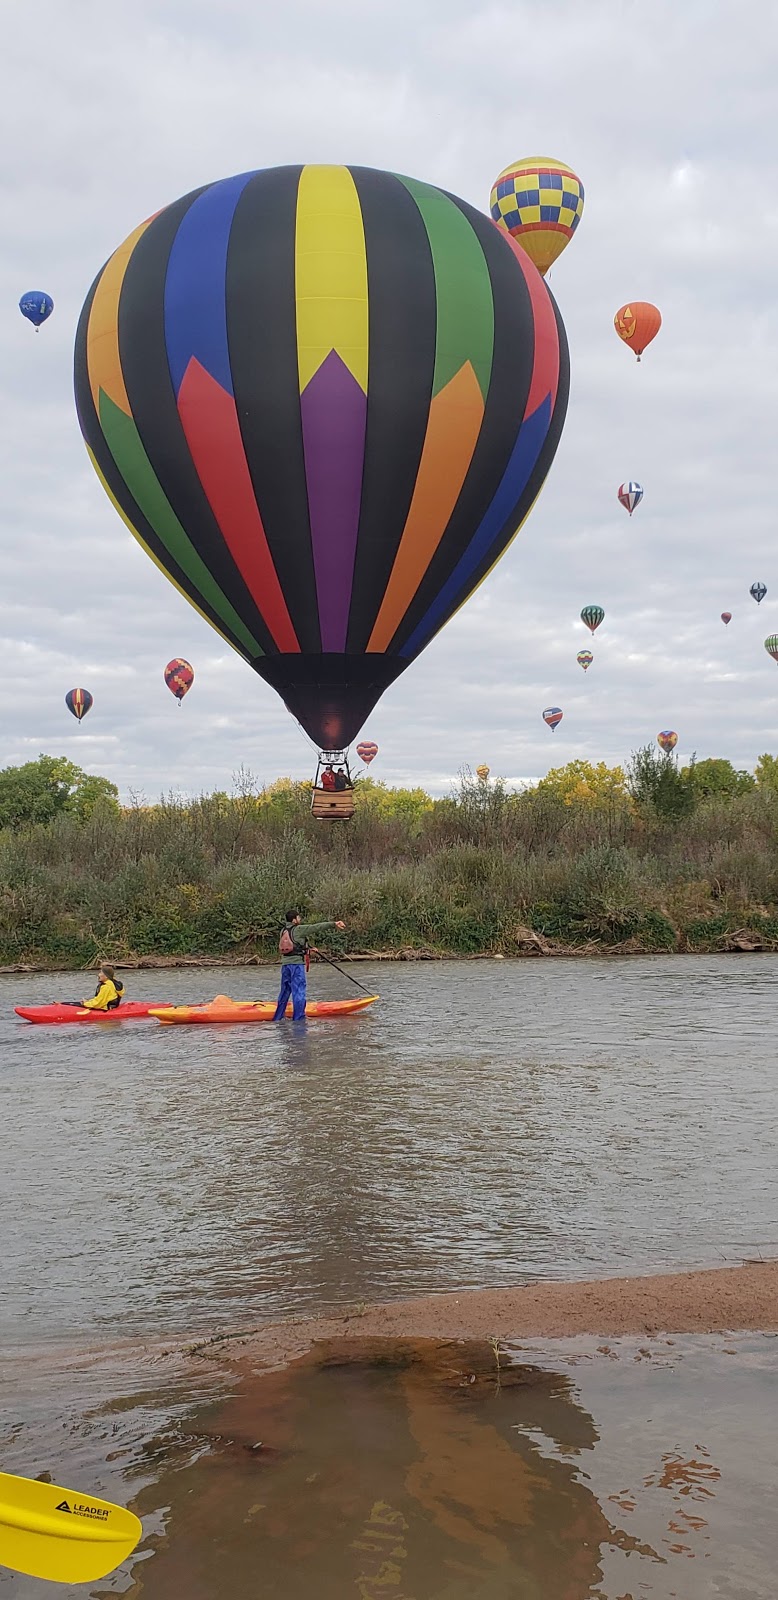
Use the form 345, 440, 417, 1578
181, 1263, 778, 1372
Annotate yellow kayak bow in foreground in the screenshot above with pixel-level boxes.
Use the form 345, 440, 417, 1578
0, 1470, 142, 1584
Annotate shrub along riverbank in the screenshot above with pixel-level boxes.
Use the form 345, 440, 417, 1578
2, 751, 778, 968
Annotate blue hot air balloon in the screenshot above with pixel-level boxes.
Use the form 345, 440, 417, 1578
19, 291, 54, 331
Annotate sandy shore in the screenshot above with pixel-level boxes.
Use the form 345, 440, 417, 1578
192, 1261, 778, 1371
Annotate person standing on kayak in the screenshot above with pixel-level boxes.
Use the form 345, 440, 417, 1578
274, 910, 345, 1021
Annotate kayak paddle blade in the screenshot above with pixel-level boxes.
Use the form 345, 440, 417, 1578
0, 1470, 142, 1583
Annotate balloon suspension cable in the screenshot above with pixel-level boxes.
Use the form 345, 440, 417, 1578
313, 947, 375, 996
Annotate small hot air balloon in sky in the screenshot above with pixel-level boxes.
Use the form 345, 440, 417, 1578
750, 582, 767, 605
721, 612, 732, 625
581, 605, 605, 634
164, 658, 194, 702
613, 302, 661, 361
657, 730, 678, 753
489, 157, 584, 276
74, 164, 570, 751
356, 740, 378, 764
19, 291, 54, 331
65, 688, 93, 723
618, 481, 643, 516
577, 649, 593, 672
475, 764, 490, 781
543, 707, 563, 732
765, 636, 778, 662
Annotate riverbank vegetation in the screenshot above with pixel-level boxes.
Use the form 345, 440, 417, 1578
2, 750, 778, 966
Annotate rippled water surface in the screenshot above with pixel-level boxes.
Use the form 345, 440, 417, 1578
2, 956, 778, 1345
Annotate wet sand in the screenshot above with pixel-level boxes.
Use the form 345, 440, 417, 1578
198, 1261, 778, 1371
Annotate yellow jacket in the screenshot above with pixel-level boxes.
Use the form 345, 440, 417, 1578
81, 978, 121, 1011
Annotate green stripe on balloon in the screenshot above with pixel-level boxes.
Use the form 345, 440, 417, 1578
398, 176, 494, 401
98, 393, 264, 658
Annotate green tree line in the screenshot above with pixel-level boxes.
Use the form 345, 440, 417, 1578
2, 750, 778, 966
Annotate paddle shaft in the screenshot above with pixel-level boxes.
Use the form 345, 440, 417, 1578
313, 948, 376, 995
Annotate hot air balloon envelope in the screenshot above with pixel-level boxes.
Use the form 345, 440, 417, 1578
577, 650, 593, 671
657, 730, 678, 753
614, 302, 661, 360
765, 636, 778, 662
617, 481, 643, 515
543, 706, 563, 731
750, 582, 767, 605
489, 157, 584, 276
356, 740, 378, 764
65, 688, 93, 722
721, 612, 732, 625
475, 764, 490, 780
164, 657, 194, 700
20, 291, 54, 329
75, 165, 570, 749
581, 605, 604, 634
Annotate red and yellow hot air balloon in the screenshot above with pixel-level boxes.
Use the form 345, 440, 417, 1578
657, 730, 678, 754
65, 688, 93, 723
164, 658, 194, 703
490, 157, 584, 276
613, 302, 662, 361
356, 740, 378, 765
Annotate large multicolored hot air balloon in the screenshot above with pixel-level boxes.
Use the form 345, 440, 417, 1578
65, 688, 93, 722
618, 481, 643, 516
543, 707, 563, 731
577, 649, 593, 672
475, 764, 490, 781
164, 657, 194, 702
765, 636, 778, 663
721, 612, 732, 625
75, 165, 569, 751
489, 158, 584, 277
613, 302, 661, 361
20, 291, 54, 330
356, 740, 378, 764
657, 730, 678, 753
581, 605, 604, 634
750, 582, 767, 605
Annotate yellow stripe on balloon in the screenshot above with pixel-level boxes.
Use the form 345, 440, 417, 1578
87, 448, 241, 656
87, 218, 154, 417
295, 165, 368, 393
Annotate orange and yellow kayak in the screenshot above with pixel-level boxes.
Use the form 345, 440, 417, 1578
150, 994, 378, 1025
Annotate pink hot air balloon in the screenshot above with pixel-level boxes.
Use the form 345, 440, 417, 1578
721, 612, 732, 625
356, 741, 378, 765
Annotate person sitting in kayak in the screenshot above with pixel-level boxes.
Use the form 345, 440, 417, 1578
69, 964, 124, 1011
274, 910, 345, 1021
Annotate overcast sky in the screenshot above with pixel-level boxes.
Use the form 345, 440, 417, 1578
1, 0, 776, 800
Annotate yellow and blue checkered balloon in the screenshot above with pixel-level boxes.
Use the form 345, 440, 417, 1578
490, 157, 584, 276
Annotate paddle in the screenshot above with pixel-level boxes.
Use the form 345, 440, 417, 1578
0, 1470, 142, 1584
312, 947, 377, 996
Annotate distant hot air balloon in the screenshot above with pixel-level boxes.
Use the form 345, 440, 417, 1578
765, 636, 778, 662
577, 650, 593, 672
489, 157, 584, 276
164, 658, 194, 703
750, 582, 767, 605
356, 740, 378, 764
613, 302, 661, 361
65, 688, 93, 723
657, 730, 678, 753
19, 291, 54, 331
581, 605, 604, 634
475, 764, 490, 781
721, 612, 732, 625
74, 165, 570, 752
617, 481, 643, 516
543, 707, 563, 731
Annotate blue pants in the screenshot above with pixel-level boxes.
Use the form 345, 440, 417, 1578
274, 964, 307, 1021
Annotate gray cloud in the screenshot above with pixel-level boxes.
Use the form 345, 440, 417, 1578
1, 0, 776, 798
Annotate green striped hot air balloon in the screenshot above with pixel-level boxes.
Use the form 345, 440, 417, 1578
765, 636, 778, 662
581, 605, 604, 634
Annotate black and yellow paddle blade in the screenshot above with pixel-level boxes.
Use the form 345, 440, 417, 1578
0, 1470, 142, 1584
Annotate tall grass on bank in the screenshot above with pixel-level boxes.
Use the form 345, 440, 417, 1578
3, 768, 778, 966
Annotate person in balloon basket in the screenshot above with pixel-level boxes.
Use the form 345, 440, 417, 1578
320, 764, 336, 791
274, 911, 345, 1021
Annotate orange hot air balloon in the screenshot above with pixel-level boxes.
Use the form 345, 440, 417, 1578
613, 302, 662, 362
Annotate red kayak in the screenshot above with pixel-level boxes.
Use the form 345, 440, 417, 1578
15, 1002, 171, 1024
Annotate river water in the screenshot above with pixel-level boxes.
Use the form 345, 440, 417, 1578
2, 956, 778, 1347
